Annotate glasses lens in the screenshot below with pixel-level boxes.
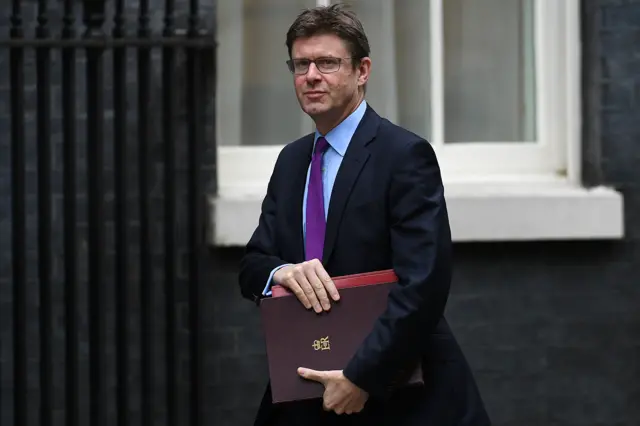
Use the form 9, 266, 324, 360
316, 58, 340, 73
293, 59, 309, 74
287, 58, 341, 74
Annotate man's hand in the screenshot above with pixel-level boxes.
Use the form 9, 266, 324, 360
297, 367, 369, 415
273, 259, 340, 313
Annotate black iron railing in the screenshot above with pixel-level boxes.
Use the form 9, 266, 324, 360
4, 0, 215, 425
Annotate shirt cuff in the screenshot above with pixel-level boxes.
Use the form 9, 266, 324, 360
262, 264, 292, 296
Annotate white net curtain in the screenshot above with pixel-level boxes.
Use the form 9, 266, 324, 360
216, 0, 536, 146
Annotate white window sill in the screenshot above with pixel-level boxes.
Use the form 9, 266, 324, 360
207, 179, 624, 246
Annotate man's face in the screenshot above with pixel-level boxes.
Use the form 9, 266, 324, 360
290, 33, 367, 119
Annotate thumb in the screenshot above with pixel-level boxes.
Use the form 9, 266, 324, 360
298, 367, 327, 384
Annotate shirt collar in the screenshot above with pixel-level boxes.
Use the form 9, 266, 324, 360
314, 100, 367, 157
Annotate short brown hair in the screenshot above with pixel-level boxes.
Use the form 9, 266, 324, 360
285, 4, 371, 66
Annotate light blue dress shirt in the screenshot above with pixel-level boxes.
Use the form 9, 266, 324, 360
262, 100, 368, 296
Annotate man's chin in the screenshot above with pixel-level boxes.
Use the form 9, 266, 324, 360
302, 103, 330, 117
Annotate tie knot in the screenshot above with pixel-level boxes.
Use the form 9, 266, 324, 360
314, 137, 329, 155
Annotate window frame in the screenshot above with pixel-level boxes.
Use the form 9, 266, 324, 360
430, 0, 566, 179
209, 0, 624, 245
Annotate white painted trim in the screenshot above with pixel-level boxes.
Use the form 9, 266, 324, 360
208, 181, 625, 246
430, 0, 444, 148
565, 0, 582, 184
216, 143, 564, 199
534, 0, 562, 169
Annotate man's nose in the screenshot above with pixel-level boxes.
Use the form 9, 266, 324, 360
305, 62, 322, 82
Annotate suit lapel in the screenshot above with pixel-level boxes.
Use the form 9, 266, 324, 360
322, 107, 380, 265
287, 134, 314, 264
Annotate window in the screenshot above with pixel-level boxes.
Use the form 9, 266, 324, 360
211, 0, 624, 244
216, 0, 578, 197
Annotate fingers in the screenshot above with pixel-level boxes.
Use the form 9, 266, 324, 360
303, 370, 367, 416
328, 396, 365, 416
301, 259, 338, 311
321, 391, 363, 415
314, 261, 339, 301
322, 395, 332, 412
282, 275, 312, 310
306, 267, 331, 311
321, 386, 338, 412
281, 260, 338, 313
297, 367, 327, 384
344, 400, 364, 415
275, 265, 312, 309
291, 284, 313, 310
293, 265, 323, 313
332, 398, 348, 415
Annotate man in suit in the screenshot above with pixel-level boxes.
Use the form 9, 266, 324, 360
239, 4, 491, 426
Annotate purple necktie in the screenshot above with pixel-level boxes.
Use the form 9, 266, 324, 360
305, 137, 329, 261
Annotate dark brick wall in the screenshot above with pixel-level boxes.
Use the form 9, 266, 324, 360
1, 1, 639, 426
206, 1, 640, 425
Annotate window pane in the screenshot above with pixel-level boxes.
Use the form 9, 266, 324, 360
218, 0, 536, 146
339, 0, 431, 140
217, 0, 316, 146
444, 0, 536, 143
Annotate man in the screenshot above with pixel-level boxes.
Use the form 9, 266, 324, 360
239, 4, 491, 426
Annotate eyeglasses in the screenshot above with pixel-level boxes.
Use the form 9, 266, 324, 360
286, 57, 354, 75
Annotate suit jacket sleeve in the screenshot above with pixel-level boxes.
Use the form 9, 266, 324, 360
343, 138, 453, 398
239, 151, 290, 304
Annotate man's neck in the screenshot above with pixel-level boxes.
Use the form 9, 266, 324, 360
315, 95, 364, 136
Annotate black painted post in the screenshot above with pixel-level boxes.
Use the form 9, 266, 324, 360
187, 1, 203, 424
61, 0, 79, 424
112, 1, 130, 425
136, 0, 154, 423
36, 0, 53, 423
10, 0, 26, 423
82, 1, 106, 425
163, 0, 178, 424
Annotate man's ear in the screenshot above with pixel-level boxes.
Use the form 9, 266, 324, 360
357, 57, 372, 87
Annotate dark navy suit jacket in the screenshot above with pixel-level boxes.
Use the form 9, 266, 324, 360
239, 105, 491, 426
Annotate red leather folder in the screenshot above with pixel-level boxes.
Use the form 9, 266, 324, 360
260, 269, 424, 404
270, 269, 401, 297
